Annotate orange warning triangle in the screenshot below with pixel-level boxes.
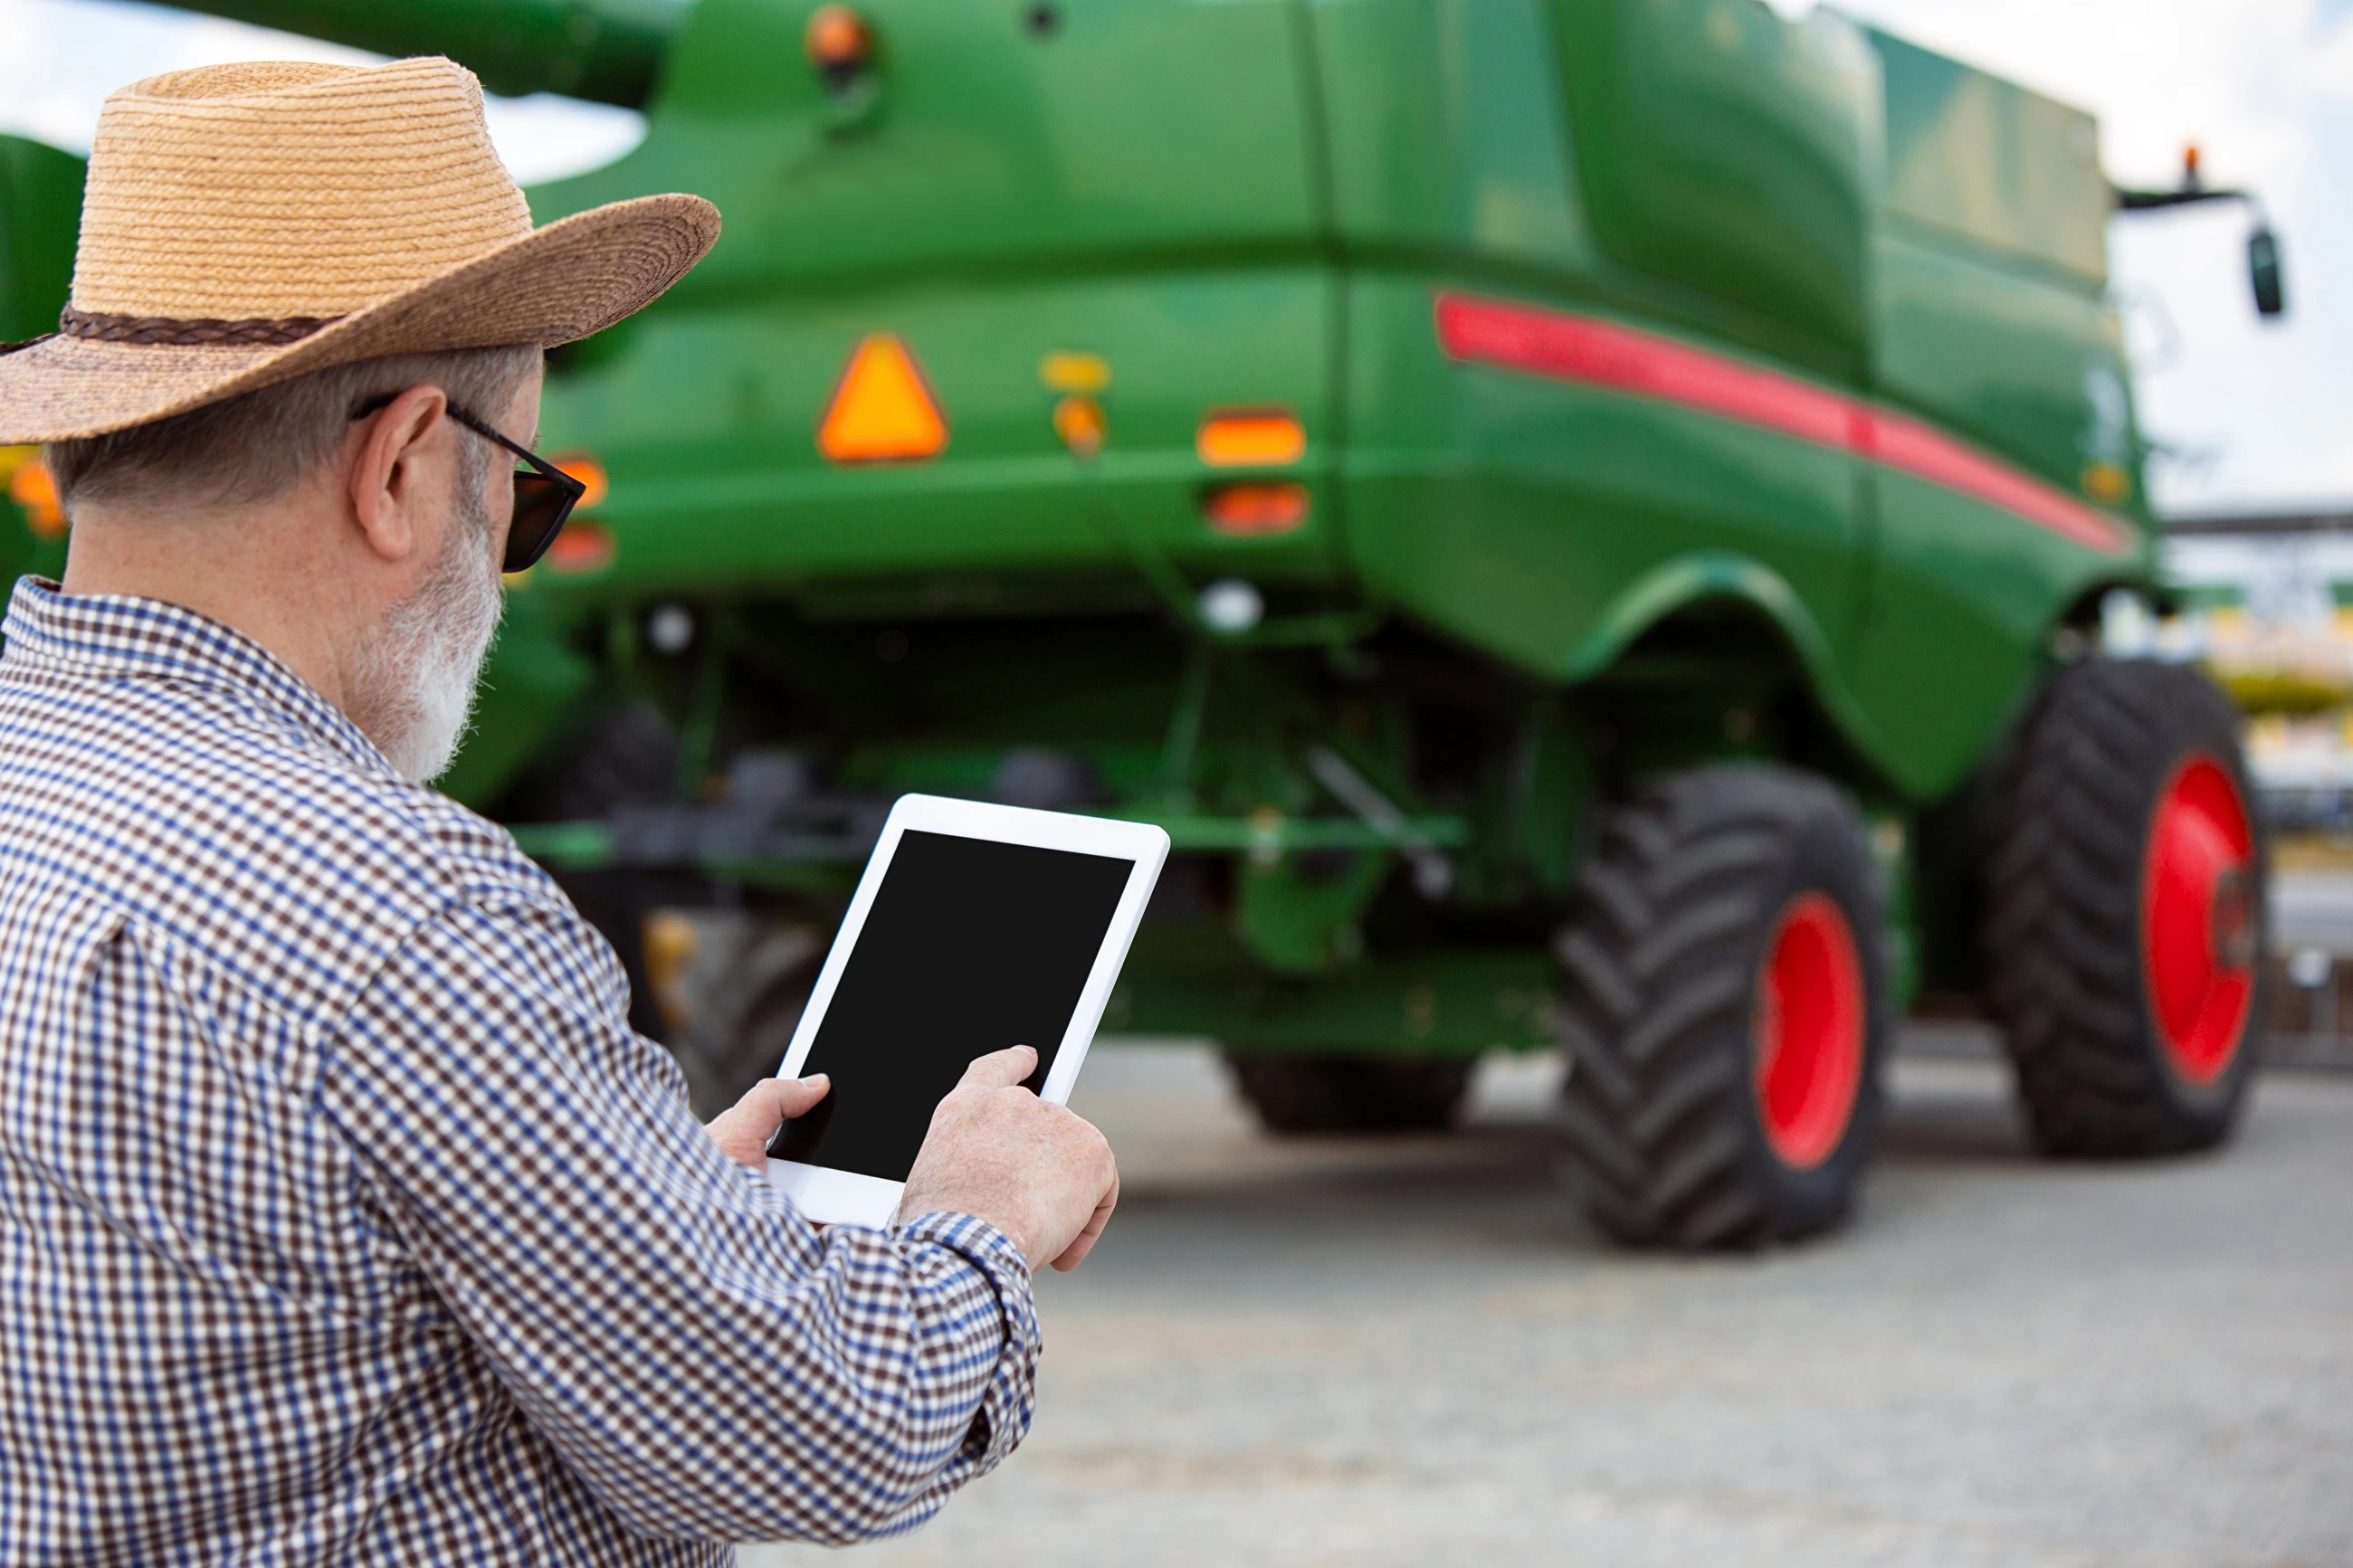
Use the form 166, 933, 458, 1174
816, 334, 948, 462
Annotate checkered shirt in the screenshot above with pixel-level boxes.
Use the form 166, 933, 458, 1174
0, 580, 1039, 1564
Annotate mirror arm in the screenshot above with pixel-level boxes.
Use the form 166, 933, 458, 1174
2113, 185, 2255, 214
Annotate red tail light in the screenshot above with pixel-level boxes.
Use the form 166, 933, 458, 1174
545, 519, 616, 575
1205, 480, 1309, 536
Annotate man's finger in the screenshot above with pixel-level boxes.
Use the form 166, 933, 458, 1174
703, 1075, 829, 1172
724, 1074, 831, 1126
957, 1044, 1039, 1090
767, 1073, 831, 1120
1049, 1164, 1119, 1273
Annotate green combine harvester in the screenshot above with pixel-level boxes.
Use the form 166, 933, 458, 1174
0, 0, 2288, 1247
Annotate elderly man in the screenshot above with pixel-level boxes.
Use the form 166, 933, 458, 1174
0, 58, 1117, 1564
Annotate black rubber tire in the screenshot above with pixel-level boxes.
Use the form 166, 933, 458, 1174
1984, 659, 2265, 1156
1555, 765, 1891, 1249
1225, 1054, 1472, 1135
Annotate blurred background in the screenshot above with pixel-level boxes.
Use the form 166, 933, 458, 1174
3, 0, 2348, 1562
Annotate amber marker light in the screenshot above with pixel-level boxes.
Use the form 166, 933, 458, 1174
1053, 394, 1106, 458
805, 4, 874, 76
2082, 461, 2132, 505
554, 455, 609, 509
1205, 480, 1310, 537
5, 456, 64, 538
1040, 351, 1111, 394
1197, 409, 1306, 467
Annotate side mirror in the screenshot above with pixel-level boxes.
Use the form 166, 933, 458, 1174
2249, 224, 2287, 318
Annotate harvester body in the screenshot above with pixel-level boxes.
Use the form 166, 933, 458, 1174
496, 0, 2145, 1031
502, 0, 2141, 794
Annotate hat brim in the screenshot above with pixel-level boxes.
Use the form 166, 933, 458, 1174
0, 193, 719, 444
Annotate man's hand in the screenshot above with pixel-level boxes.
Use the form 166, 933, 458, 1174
899, 1045, 1119, 1273
705, 1074, 831, 1170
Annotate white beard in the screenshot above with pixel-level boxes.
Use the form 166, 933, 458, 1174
347, 481, 506, 784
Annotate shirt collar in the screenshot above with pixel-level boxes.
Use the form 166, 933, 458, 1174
1, 578, 394, 776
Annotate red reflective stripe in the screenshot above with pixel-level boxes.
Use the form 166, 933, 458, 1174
1434, 290, 2131, 556
1861, 407, 2129, 554
1434, 292, 1858, 449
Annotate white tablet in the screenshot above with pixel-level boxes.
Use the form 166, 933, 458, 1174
764, 794, 1169, 1229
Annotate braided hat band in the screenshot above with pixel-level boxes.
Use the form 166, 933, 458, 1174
57, 309, 340, 347
0, 309, 333, 358
0, 57, 719, 445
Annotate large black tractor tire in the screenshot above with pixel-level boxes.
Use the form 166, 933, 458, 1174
1225, 1054, 1472, 1135
1555, 765, 1891, 1249
1985, 659, 2266, 1155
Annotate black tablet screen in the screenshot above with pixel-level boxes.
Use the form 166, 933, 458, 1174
772, 830, 1135, 1182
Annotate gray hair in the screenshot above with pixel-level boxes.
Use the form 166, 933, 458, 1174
46, 345, 543, 513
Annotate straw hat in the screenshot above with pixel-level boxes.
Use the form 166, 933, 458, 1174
0, 57, 719, 444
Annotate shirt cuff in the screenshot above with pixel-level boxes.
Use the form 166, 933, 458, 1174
895, 1211, 1040, 1479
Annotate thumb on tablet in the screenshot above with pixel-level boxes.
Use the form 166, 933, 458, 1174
960, 1043, 1039, 1090
703, 1073, 830, 1172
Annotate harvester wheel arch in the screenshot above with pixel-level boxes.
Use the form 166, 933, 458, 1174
1984, 659, 2264, 1155
1554, 764, 1891, 1248
1562, 553, 1914, 794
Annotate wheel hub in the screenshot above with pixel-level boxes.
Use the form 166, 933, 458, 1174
2142, 755, 2257, 1085
1752, 891, 1866, 1171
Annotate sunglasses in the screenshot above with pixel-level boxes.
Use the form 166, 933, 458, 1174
349, 394, 587, 573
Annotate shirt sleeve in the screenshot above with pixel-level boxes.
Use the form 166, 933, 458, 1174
313, 892, 1040, 1545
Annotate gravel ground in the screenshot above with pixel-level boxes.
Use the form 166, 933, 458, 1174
743, 1034, 2353, 1568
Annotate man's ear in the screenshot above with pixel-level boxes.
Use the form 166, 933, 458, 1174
348, 385, 451, 565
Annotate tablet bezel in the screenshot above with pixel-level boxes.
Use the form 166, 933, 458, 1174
763, 794, 1169, 1229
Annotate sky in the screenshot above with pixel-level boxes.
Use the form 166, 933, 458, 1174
0, 0, 2345, 519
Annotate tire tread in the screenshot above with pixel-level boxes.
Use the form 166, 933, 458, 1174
1556, 765, 1889, 1250
1983, 659, 2262, 1155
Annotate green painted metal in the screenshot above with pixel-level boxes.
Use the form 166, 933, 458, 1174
0, 136, 82, 589
0, 137, 81, 347
1109, 937, 1558, 1058
511, 808, 1470, 865
1549, 0, 1878, 379
1875, 30, 2110, 286
1874, 230, 2137, 500
5, 0, 2179, 1058
1868, 28, 2145, 515
158, 0, 688, 106
1312, 0, 1596, 279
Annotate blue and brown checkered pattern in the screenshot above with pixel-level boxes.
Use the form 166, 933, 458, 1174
0, 579, 1037, 1564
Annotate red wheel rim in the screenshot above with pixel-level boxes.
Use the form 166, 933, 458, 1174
2141, 755, 2256, 1085
1752, 891, 1867, 1170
